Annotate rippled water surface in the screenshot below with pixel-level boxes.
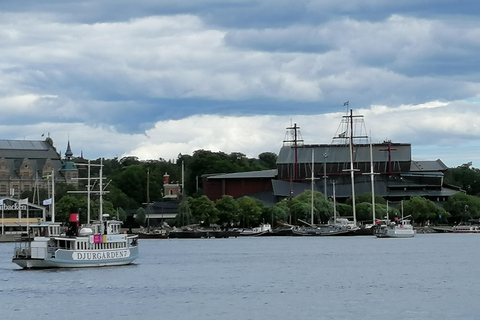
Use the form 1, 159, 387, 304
1, 234, 479, 320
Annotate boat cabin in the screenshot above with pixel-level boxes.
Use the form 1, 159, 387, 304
29, 223, 63, 238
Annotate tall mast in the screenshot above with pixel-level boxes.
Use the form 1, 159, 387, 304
310, 150, 315, 225
87, 160, 91, 223
380, 141, 397, 174
348, 110, 357, 225
363, 136, 379, 224
369, 138, 376, 224
284, 123, 304, 181
99, 158, 103, 219
336, 108, 367, 226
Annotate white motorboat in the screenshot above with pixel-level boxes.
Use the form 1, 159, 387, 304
375, 219, 416, 238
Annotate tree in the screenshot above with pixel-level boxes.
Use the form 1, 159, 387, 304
174, 199, 194, 226
443, 193, 480, 223
271, 199, 292, 224
336, 203, 352, 218
237, 196, 263, 228
188, 195, 218, 226
444, 165, 480, 196
215, 195, 239, 227
356, 202, 374, 223
355, 192, 386, 205
289, 190, 332, 224
258, 152, 278, 169
135, 207, 146, 226
55, 195, 81, 223
112, 165, 146, 207
402, 197, 448, 224
116, 207, 127, 222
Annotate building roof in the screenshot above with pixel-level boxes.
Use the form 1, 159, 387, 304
205, 169, 277, 180
277, 143, 412, 165
0, 138, 61, 161
410, 159, 448, 172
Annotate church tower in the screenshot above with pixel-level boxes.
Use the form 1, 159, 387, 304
59, 141, 79, 186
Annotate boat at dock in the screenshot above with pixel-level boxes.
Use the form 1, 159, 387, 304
374, 218, 416, 238
452, 224, 480, 233
238, 223, 272, 237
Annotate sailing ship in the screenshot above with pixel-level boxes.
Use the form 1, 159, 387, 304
12, 160, 139, 269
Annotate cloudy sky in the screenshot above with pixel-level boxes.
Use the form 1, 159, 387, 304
1, 0, 479, 167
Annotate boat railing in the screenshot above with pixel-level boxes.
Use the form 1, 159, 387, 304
13, 241, 31, 258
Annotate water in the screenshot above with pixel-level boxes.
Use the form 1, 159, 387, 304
1, 234, 479, 320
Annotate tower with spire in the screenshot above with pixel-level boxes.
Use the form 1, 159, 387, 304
59, 140, 79, 186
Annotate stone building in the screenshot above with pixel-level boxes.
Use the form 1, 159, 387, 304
0, 137, 79, 237
0, 137, 78, 197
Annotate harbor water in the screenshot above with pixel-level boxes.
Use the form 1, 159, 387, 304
1, 234, 479, 320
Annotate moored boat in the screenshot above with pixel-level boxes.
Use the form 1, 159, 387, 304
374, 219, 416, 238
238, 223, 272, 237
292, 226, 355, 236
452, 224, 480, 233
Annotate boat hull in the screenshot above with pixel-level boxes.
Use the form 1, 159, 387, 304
13, 246, 139, 269
292, 228, 355, 236
375, 229, 415, 238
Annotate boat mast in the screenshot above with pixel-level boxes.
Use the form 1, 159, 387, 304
283, 123, 303, 181
363, 135, 379, 224
99, 158, 103, 219
380, 141, 397, 174
147, 168, 150, 228
333, 180, 337, 222
310, 150, 315, 225
369, 138, 376, 224
87, 160, 91, 223
337, 107, 367, 226
347, 109, 359, 225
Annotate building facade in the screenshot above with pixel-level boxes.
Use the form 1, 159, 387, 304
0, 137, 78, 198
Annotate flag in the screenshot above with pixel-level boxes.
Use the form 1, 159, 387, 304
343, 101, 349, 106
19, 198, 28, 205
43, 198, 52, 206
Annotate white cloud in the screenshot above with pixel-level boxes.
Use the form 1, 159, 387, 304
116, 100, 480, 168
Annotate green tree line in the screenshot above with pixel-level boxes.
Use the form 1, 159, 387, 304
20, 151, 480, 227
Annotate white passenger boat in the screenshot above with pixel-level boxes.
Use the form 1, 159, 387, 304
374, 219, 416, 238
12, 216, 139, 269
452, 224, 480, 233
12, 160, 139, 269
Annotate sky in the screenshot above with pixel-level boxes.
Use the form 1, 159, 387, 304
0, 0, 479, 168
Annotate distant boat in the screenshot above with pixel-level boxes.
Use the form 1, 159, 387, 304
238, 223, 272, 237
137, 227, 169, 239
452, 224, 480, 233
292, 226, 355, 236
292, 219, 355, 236
374, 218, 416, 238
